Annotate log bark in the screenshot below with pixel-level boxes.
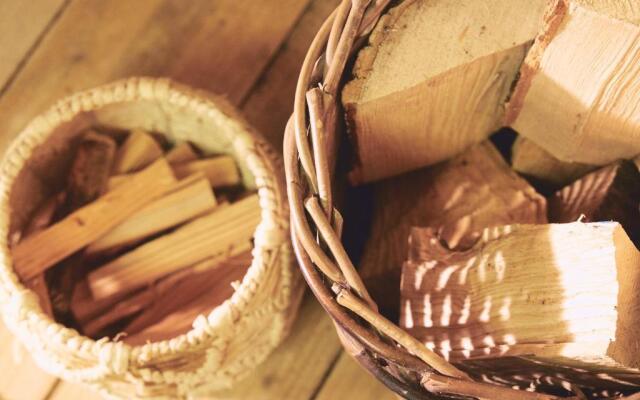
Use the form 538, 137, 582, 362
12, 159, 177, 280
87, 194, 260, 300
358, 142, 546, 319
507, 0, 640, 165
342, 0, 547, 183
400, 222, 640, 370
548, 160, 640, 246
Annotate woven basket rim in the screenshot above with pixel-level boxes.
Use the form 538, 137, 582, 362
0, 77, 290, 367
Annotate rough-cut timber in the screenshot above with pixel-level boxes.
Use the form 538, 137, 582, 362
507, 0, 640, 165
400, 222, 640, 370
548, 160, 640, 245
359, 142, 547, 319
342, 0, 547, 183
12, 160, 177, 280
85, 175, 217, 255
511, 136, 595, 188
111, 129, 163, 174
172, 156, 240, 188
87, 194, 260, 300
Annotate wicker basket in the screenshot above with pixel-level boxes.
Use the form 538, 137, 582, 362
284, 1, 639, 399
0, 77, 303, 399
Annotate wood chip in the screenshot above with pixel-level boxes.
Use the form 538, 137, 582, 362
165, 142, 199, 164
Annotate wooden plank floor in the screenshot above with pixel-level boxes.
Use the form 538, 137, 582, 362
0, 1, 394, 399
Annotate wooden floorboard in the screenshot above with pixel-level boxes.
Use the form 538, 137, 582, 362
0, 0, 67, 90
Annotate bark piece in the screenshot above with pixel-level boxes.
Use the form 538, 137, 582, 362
12, 159, 177, 280
342, 0, 547, 183
400, 222, 640, 370
165, 142, 199, 164
62, 130, 116, 212
87, 194, 260, 300
172, 156, 240, 188
358, 142, 547, 319
507, 0, 640, 165
123, 251, 251, 345
548, 160, 640, 245
111, 129, 163, 174
85, 174, 217, 255
511, 136, 596, 188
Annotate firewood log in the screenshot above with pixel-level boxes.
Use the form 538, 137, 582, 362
507, 0, 640, 165
400, 222, 640, 371
172, 156, 240, 188
358, 142, 546, 318
111, 129, 163, 174
80, 242, 251, 337
342, 0, 547, 183
85, 174, 217, 255
12, 159, 177, 280
511, 136, 595, 188
165, 142, 199, 164
123, 251, 252, 345
548, 160, 640, 245
87, 194, 260, 300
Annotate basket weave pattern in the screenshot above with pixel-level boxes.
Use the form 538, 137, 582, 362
0, 77, 302, 399
283, 1, 600, 399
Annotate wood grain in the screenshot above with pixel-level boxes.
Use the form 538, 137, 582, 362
315, 352, 396, 400
0, 0, 66, 88
0, 0, 311, 155
208, 295, 343, 399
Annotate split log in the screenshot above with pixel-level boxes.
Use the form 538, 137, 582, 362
87, 194, 260, 300
85, 174, 217, 255
358, 142, 546, 318
80, 242, 251, 337
342, 0, 547, 183
12, 159, 177, 280
400, 222, 640, 370
511, 136, 595, 188
172, 156, 240, 188
165, 142, 199, 164
123, 251, 252, 345
507, 0, 640, 165
111, 129, 163, 174
62, 130, 116, 213
548, 160, 640, 245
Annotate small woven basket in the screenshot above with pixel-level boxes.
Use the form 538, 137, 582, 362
284, 1, 638, 399
0, 77, 303, 399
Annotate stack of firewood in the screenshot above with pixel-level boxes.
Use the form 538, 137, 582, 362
10, 129, 258, 344
345, 0, 640, 394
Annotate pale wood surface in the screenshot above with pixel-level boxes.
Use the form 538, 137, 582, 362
0, 0, 391, 399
